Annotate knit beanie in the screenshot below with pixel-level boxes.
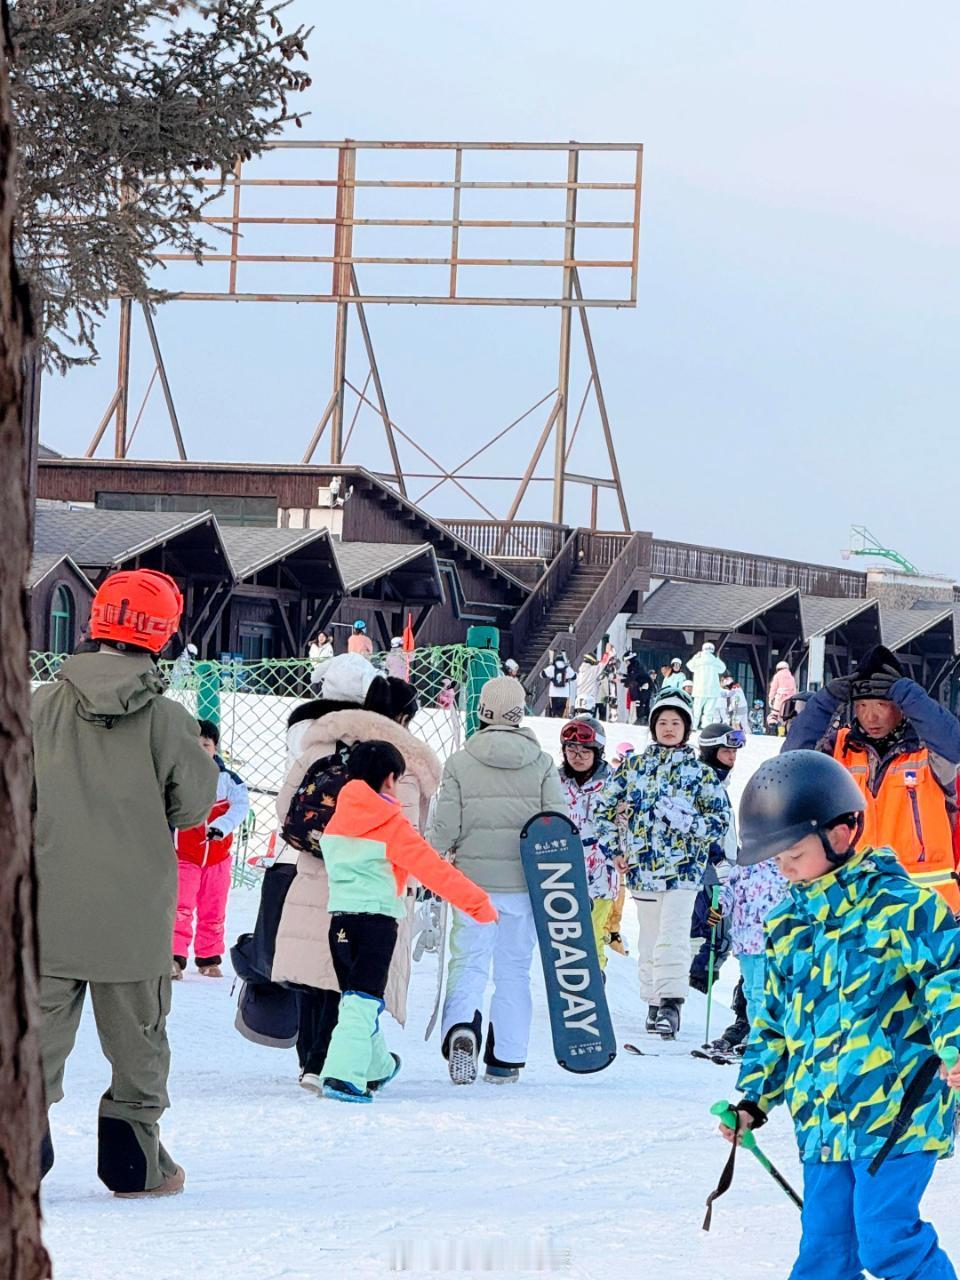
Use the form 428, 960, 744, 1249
320, 653, 378, 705
477, 676, 525, 728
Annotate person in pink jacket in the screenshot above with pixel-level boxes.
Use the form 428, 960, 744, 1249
172, 721, 249, 979
767, 661, 797, 733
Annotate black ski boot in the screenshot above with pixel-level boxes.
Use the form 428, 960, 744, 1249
645, 1005, 660, 1034
654, 998, 682, 1040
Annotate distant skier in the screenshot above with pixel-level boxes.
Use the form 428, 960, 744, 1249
347, 619, 374, 657
594, 689, 730, 1039
766, 660, 797, 733
575, 652, 602, 715
385, 637, 409, 680
661, 657, 687, 693
557, 717, 618, 971
719, 672, 750, 733
308, 631, 334, 687
748, 698, 766, 736
541, 650, 574, 718
688, 723, 744, 995
720, 750, 960, 1279
687, 642, 725, 729
173, 719, 249, 981
428, 677, 565, 1085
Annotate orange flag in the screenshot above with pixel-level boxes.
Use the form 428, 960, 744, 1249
402, 613, 416, 653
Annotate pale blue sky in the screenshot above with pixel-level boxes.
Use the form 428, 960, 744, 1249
40, 1, 960, 576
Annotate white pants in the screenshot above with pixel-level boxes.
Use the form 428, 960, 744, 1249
441, 891, 537, 1066
693, 695, 722, 729
632, 889, 699, 1004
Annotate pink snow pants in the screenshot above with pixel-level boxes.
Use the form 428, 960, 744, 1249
173, 859, 232, 960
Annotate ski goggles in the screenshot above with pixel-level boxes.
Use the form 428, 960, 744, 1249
560, 722, 602, 748
700, 727, 746, 750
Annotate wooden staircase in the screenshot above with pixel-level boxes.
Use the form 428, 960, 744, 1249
508, 529, 652, 709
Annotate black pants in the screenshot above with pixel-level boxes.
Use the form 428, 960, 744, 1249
547, 698, 567, 719
328, 913, 398, 1000
296, 987, 341, 1075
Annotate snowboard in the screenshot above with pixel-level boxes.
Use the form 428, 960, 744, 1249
423, 898, 450, 1041
519, 812, 617, 1074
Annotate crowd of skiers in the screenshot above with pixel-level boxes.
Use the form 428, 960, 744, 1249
29, 565, 960, 1276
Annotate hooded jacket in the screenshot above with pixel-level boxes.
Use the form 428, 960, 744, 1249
737, 848, 960, 1164
767, 666, 797, 713
321, 781, 495, 921
593, 744, 731, 892
271, 708, 441, 1022
32, 651, 219, 982
427, 726, 566, 893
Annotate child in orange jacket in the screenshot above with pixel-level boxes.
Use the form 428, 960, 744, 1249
318, 740, 497, 1103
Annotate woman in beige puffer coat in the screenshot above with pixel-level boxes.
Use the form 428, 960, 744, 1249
272, 660, 441, 1089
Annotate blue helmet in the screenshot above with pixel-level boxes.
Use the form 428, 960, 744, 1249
353, 619, 367, 631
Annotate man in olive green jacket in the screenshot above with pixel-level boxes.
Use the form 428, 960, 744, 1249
32, 569, 217, 1197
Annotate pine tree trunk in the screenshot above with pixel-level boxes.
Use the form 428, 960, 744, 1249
0, 2, 52, 1275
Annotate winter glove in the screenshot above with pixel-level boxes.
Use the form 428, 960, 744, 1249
824, 675, 851, 703
206, 827, 225, 841
654, 796, 695, 834
852, 666, 900, 702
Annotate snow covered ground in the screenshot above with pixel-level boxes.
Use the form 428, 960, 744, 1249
40, 726, 960, 1279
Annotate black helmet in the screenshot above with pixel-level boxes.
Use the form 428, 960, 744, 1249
738, 750, 865, 867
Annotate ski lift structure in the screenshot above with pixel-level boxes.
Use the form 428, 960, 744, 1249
840, 526, 920, 576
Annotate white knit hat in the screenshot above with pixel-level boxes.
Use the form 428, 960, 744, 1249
477, 676, 525, 728
321, 653, 378, 705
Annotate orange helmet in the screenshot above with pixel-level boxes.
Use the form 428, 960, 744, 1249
89, 569, 184, 654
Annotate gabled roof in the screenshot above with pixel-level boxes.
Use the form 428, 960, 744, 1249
333, 541, 441, 599
630, 581, 799, 633
881, 606, 954, 651
28, 552, 95, 593
34, 506, 231, 578
800, 595, 879, 641
220, 526, 337, 582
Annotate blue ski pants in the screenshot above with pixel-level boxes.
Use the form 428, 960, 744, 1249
790, 1153, 956, 1280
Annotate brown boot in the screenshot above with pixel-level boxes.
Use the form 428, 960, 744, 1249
198, 964, 223, 978
114, 1164, 185, 1199
171, 956, 186, 981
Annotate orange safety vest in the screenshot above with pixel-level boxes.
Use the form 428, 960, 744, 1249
834, 727, 960, 911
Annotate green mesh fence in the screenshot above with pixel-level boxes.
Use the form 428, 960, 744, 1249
31, 646, 483, 885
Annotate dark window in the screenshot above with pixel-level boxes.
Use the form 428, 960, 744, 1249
50, 584, 74, 653
239, 625, 277, 661
95, 492, 277, 527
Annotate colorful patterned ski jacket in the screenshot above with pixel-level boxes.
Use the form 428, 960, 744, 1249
558, 760, 618, 901
720, 858, 788, 956
737, 847, 960, 1164
593, 744, 731, 892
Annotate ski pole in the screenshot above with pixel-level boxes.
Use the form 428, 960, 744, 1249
708, 1100, 803, 1218
703, 885, 721, 1048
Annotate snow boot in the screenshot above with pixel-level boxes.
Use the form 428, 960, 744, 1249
299, 1071, 323, 1096
114, 1165, 185, 1199
368, 1053, 402, 1093
172, 955, 186, 981
448, 1028, 479, 1086
645, 1005, 660, 1034
655, 999, 682, 1040
483, 1066, 520, 1085
198, 964, 223, 978
322, 1077, 373, 1104
607, 931, 628, 956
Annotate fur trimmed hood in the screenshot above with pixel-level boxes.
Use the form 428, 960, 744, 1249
277, 707, 441, 836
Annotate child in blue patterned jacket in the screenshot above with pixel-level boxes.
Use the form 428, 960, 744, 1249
595, 689, 730, 1039
720, 750, 960, 1280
